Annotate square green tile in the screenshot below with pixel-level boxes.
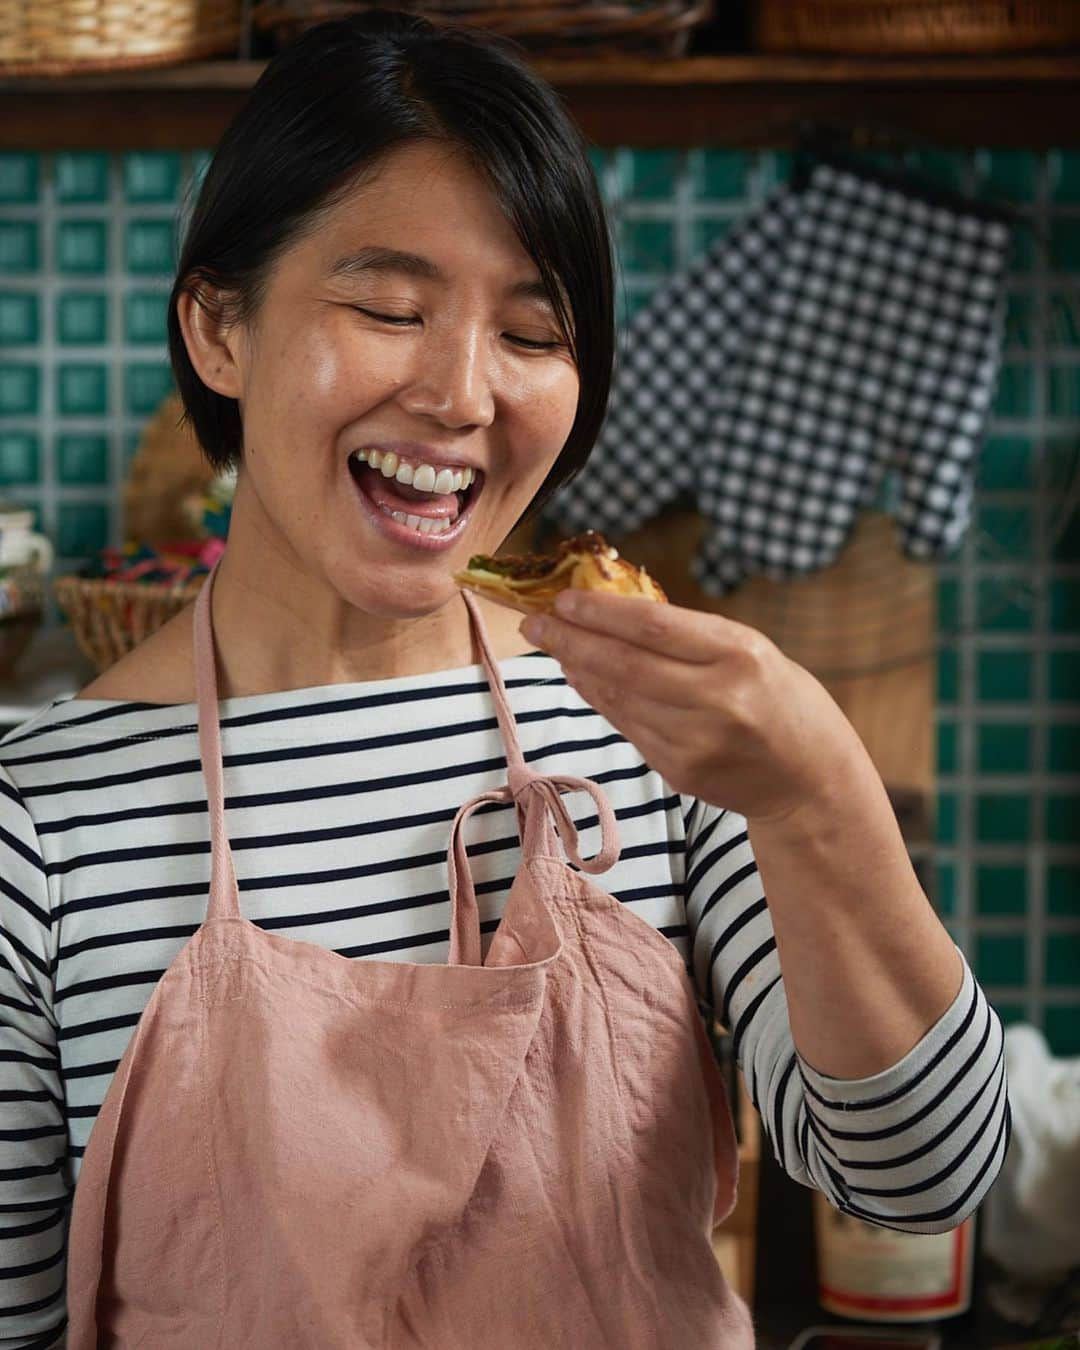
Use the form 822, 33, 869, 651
937, 577, 960, 629
617, 150, 682, 202
937, 720, 957, 775
978, 723, 1031, 774
0, 431, 38, 485
0, 364, 39, 416
1048, 291, 1080, 347
933, 861, 956, 917
56, 292, 108, 346
975, 793, 1030, 843
1050, 150, 1080, 203
975, 932, 1027, 987
1048, 365, 1080, 419
977, 650, 1032, 702
56, 434, 109, 486
1045, 934, 1080, 988
1050, 579, 1080, 633
124, 363, 172, 416
1003, 292, 1036, 350
1044, 1005, 1080, 1056
124, 291, 168, 345
57, 363, 108, 416
1048, 864, 1080, 917
0, 293, 38, 346
937, 645, 959, 703
976, 150, 1039, 204
1049, 651, 1080, 702
992, 363, 1035, 417
1049, 723, 1080, 774
56, 502, 108, 559
56, 220, 108, 275
975, 864, 1027, 916
692, 218, 732, 256
1051, 502, 1080, 563
123, 152, 181, 204
0, 154, 39, 204
618, 286, 656, 327
977, 504, 1035, 561
908, 149, 969, 193
125, 219, 176, 275
993, 1001, 1029, 1027
619, 219, 676, 274
1007, 227, 1038, 276
758, 151, 793, 191
690, 150, 748, 201
977, 577, 1034, 632
54, 153, 109, 203
1046, 792, 1080, 844
0, 221, 39, 274
936, 791, 958, 844
1050, 219, 1080, 273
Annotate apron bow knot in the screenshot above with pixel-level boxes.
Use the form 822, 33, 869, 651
506, 764, 619, 875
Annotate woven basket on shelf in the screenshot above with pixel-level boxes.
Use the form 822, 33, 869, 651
54, 575, 206, 673
253, 0, 713, 59
53, 391, 217, 673
0, 0, 244, 77
753, 0, 1080, 52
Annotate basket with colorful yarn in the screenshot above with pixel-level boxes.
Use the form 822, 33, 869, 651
54, 537, 227, 674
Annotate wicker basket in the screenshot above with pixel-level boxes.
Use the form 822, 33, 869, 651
754, 0, 1080, 53
0, 0, 244, 77
54, 574, 205, 673
253, 0, 714, 59
52, 390, 218, 673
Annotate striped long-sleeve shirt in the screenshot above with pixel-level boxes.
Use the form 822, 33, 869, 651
0, 650, 1008, 1347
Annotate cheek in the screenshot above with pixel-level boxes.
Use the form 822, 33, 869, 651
512, 362, 580, 440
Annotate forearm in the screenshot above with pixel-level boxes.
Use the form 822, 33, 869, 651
747, 742, 963, 1081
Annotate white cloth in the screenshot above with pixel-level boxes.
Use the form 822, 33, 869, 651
984, 1023, 1080, 1284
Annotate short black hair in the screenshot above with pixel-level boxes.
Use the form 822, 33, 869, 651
166, 8, 614, 525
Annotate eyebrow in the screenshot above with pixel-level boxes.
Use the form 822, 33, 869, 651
326, 245, 556, 310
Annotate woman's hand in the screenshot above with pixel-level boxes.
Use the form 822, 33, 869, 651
520, 589, 869, 824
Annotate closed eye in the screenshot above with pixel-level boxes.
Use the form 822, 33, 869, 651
351, 307, 563, 351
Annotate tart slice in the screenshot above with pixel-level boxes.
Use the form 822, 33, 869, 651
452, 530, 667, 616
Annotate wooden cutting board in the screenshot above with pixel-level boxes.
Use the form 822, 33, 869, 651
506, 508, 935, 840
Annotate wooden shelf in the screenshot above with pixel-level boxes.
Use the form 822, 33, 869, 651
2, 53, 1080, 148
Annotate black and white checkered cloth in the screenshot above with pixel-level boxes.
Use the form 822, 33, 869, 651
544, 156, 1013, 594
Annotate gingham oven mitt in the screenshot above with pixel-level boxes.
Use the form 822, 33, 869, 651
544, 155, 1013, 594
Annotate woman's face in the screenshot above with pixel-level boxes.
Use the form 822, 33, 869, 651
207, 139, 580, 621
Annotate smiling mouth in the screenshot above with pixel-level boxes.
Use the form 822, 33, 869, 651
348, 457, 477, 513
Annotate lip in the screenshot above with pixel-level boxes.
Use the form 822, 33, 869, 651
346, 456, 481, 553
349, 441, 483, 474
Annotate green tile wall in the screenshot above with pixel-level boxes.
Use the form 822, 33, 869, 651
1, 146, 1078, 1051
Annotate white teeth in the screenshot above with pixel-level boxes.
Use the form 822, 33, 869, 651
385, 508, 451, 535
351, 448, 475, 495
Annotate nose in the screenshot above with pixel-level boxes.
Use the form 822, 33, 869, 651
397, 328, 496, 430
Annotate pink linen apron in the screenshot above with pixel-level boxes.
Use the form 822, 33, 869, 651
66, 560, 755, 1348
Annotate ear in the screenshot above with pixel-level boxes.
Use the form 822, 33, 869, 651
176, 282, 246, 401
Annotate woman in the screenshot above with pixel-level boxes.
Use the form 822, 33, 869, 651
0, 10, 1007, 1347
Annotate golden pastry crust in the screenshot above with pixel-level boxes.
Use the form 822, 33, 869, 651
452, 531, 667, 616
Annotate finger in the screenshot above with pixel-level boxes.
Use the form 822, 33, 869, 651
549, 589, 750, 664
527, 618, 704, 710
563, 668, 695, 782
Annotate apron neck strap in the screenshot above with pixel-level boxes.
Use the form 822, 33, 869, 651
193, 561, 242, 921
